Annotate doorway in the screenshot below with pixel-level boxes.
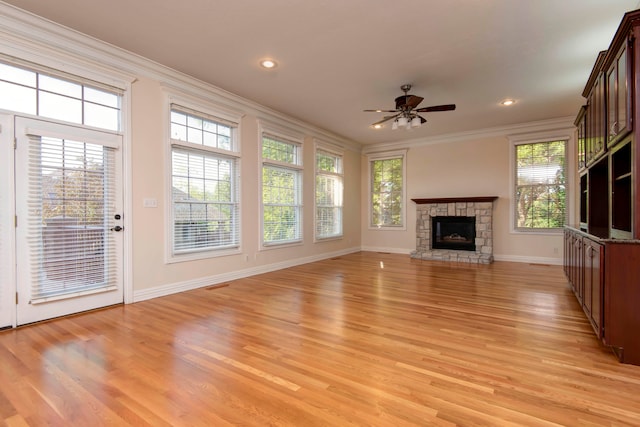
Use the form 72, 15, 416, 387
5, 116, 124, 326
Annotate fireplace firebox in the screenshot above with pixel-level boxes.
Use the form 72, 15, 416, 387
431, 216, 476, 251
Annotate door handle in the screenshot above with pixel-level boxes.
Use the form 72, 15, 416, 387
110, 225, 123, 232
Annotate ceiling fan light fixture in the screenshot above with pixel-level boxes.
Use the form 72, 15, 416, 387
365, 84, 456, 130
500, 99, 515, 106
372, 123, 383, 129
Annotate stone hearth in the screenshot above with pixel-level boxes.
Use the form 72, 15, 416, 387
410, 197, 498, 264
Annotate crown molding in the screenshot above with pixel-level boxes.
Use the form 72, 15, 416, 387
361, 116, 575, 154
0, 2, 361, 152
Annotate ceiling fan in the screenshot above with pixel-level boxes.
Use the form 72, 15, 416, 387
364, 84, 456, 130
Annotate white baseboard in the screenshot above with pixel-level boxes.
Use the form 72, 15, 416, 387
360, 246, 563, 266
359, 246, 412, 255
132, 246, 361, 302
493, 253, 563, 265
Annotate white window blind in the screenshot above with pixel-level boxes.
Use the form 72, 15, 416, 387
26, 134, 118, 303
315, 149, 343, 239
170, 106, 240, 255
172, 148, 239, 252
262, 134, 302, 245
515, 140, 567, 230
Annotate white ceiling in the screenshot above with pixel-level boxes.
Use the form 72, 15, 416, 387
2, 0, 639, 145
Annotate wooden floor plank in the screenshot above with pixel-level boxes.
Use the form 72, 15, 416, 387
2, 252, 640, 426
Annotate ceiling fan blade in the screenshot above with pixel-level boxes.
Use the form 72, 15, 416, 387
372, 113, 400, 126
395, 95, 424, 110
415, 104, 456, 113
405, 95, 424, 109
363, 109, 399, 113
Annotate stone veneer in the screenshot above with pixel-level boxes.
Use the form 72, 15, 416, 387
410, 197, 498, 264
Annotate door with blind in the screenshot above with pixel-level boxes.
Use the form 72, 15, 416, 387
15, 117, 123, 325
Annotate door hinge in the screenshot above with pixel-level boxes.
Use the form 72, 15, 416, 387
15, 292, 18, 304
14, 215, 17, 228
14, 137, 17, 150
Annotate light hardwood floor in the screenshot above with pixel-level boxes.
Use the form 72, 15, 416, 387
2, 252, 640, 426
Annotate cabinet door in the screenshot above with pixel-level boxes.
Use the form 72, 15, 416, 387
586, 73, 607, 165
583, 239, 593, 318
573, 234, 584, 303
563, 230, 570, 276
575, 106, 587, 170
584, 239, 604, 338
607, 41, 632, 148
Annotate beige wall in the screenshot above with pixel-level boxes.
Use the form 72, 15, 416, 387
361, 135, 565, 264
130, 77, 361, 296
0, 3, 571, 315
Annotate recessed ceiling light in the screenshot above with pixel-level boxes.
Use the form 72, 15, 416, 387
372, 124, 384, 129
260, 59, 277, 69
500, 99, 515, 106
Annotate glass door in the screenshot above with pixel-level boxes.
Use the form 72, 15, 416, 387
14, 117, 123, 325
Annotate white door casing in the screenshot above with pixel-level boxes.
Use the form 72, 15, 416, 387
14, 117, 124, 325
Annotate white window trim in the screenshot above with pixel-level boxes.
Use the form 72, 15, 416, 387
508, 128, 575, 235
258, 120, 304, 250
367, 149, 407, 231
314, 140, 344, 242
164, 93, 243, 263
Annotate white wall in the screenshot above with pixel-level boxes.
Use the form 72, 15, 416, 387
0, 3, 572, 312
0, 4, 362, 304
361, 129, 572, 265
130, 78, 362, 299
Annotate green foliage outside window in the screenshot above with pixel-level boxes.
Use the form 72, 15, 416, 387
262, 136, 302, 244
371, 157, 403, 227
515, 140, 566, 229
263, 136, 298, 163
315, 150, 343, 238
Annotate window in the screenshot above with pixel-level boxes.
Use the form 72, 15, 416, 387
262, 134, 303, 245
369, 151, 406, 228
170, 106, 240, 257
315, 147, 343, 240
514, 139, 567, 230
0, 61, 122, 131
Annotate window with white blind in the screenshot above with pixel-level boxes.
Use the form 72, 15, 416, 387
169, 106, 240, 258
0, 61, 122, 132
261, 134, 303, 246
369, 151, 406, 229
514, 139, 567, 231
315, 147, 343, 240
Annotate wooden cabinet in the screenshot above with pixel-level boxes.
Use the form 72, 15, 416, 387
583, 238, 603, 338
575, 106, 587, 171
564, 229, 602, 338
585, 62, 607, 166
565, 9, 640, 365
610, 138, 633, 238
603, 242, 640, 364
607, 41, 632, 148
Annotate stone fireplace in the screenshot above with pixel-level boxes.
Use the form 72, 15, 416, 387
410, 196, 497, 264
